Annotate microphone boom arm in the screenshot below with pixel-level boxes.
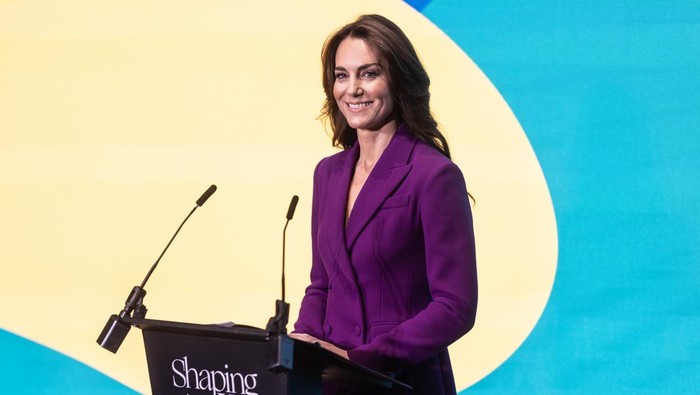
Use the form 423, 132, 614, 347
96, 185, 216, 353
266, 195, 298, 334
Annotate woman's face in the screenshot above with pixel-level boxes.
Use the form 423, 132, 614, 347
333, 37, 396, 133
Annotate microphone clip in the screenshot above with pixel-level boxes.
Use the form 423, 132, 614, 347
265, 299, 290, 334
122, 285, 148, 319
97, 285, 148, 353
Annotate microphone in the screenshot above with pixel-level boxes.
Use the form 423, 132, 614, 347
266, 195, 299, 334
286, 195, 299, 220
282, 195, 298, 302
197, 184, 217, 207
96, 184, 217, 353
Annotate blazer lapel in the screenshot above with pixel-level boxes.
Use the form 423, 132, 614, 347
323, 144, 358, 259
346, 126, 417, 250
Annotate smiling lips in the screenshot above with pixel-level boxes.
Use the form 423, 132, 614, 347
347, 101, 373, 110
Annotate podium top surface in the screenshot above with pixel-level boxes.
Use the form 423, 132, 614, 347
124, 317, 269, 341
124, 317, 411, 392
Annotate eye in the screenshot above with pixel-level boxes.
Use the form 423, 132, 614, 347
362, 70, 379, 78
335, 72, 348, 80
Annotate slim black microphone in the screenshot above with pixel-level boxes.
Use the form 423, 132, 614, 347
286, 195, 298, 220
282, 195, 298, 301
266, 195, 298, 334
97, 184, 217, 353
197, 184, 217, 207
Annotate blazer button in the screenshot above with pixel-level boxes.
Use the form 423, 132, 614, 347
354, 326, 361, 336
324, 324, 332, 336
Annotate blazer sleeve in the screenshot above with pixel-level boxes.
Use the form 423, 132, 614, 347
347, 160, 478, 371
293, 160, 329, 338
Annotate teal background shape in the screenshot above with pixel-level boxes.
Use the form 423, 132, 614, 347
0, 329, 137, 394
408, 0, 699, 393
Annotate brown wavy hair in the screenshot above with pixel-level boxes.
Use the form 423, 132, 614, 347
320, 14, 451, 158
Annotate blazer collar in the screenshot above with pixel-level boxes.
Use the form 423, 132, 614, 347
345, 125, 417, 249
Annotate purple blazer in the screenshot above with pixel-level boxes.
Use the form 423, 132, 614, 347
295, 125, 478, 394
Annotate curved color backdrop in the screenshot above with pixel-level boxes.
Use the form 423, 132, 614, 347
1, 0, 698, 393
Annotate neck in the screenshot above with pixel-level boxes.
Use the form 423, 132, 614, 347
355, 121, 398, 170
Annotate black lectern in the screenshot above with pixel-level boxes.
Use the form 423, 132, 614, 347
123, 317, 410, 395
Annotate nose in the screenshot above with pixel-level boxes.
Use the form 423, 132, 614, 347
349, 78, 363, 96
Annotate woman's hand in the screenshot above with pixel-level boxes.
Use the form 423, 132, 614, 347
289, 333, 349, 359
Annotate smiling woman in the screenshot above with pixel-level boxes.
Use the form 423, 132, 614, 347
291, 15, 478, 395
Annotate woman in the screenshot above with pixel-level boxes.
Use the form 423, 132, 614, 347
291, 14, 477, 395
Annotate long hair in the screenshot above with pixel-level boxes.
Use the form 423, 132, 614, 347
320, 14, 451, 158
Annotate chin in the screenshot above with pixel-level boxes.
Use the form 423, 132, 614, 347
346, 118, 378, 130
345, 120, 366, 130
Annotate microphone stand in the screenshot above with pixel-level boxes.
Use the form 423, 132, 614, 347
96, 185, 217, 353
267, 195, 298, 371
266, 195, 298, 334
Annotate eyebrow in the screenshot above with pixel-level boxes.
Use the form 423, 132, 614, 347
335, 63, 383, 71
